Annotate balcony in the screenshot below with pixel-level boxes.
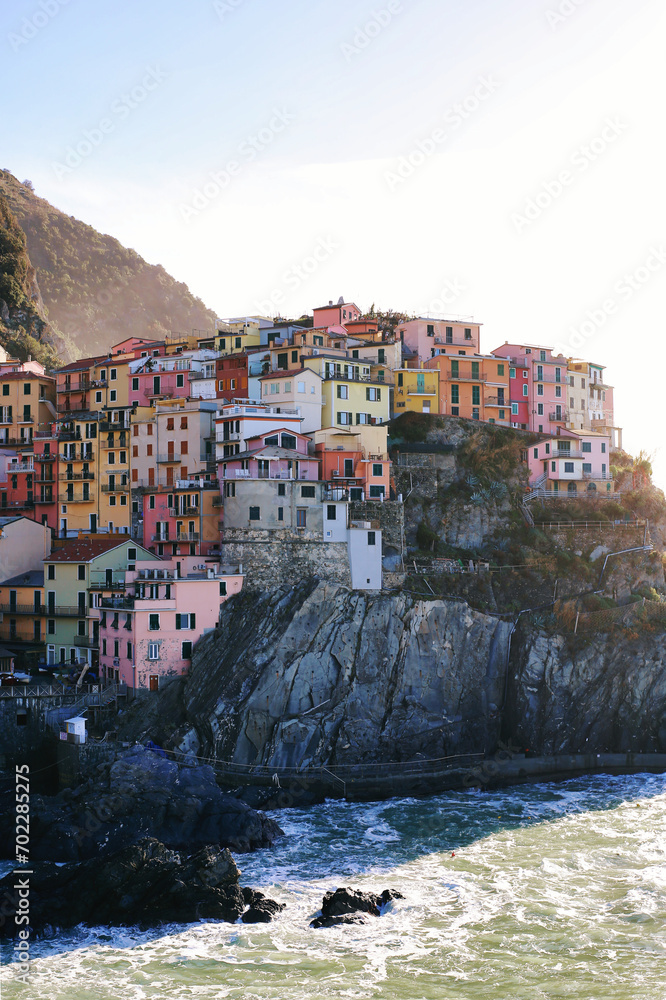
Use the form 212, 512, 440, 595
100, 437, 128, 449
448, 371, 487, 382
99, 420, 130, 432
57, 380, 90, 393
58, 492, 93, 504
212, 496, 224, 506
44, 605, 89, 617
551, 449, 584, 459
176, 532, 199, 541
73, 635, 98, 648
407, 387, 438, 396
433, 337, 473, 347
0, 500, 35, 510
152, 533, 171, 542
101, 482, 130, 492
549, 411, 569, 422
34, 493, 54, 504
485, 396, 508, 408
60, 450, 95, 462
17, 416, 34, 424
57, 429, 82, 441
157, 454, 181, 463
99, 597, 135, 610
59, 472, 95, 481
36, 453, 56, 462
6, 462, 34, 472
0, 603, 47, 615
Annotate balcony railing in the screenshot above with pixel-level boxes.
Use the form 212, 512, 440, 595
0, 604, 47, 615
44, 605, 89, 617
101, 483, 130, 492
58, 492, 93, 503
73, 635, 98, 648
549, 411, 569, 422
89, 573, 126, 589
58, 472, 95, 481
485, 396, 508, 407
36, 452, 56, 460
100, 437, 129, 449
448, 371, 487, 382
157, 454, 181, 463
176, 532, 199, 541
6, 462, 34, 472
152, 533, 171, 542
60, 451, 95, 462
34, 493, 54, 503
17, 416, 34, 424
0, 500, 35, 510
407, 386, 438, 395
99, 597, 135, 610
57, 380, 90, 393
550, 449, 584, 459
99, 420, 130, 432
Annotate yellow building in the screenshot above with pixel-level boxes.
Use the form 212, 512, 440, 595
57, 413, 100, 535
302, 357, 390, 428
215, 320, 262, 356
0, 569, 45, 662
393, 367, 440, 416
424, 354, 510, 425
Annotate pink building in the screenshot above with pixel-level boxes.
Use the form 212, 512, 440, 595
396, 318, 481, 365
219, 427, 319, 484
214, 401, 304, 463
492, 343, 568, 435
527, 429, 613, 495
98, 556, 243, 692
312, 300, 361, 329
141, 482, 222, 558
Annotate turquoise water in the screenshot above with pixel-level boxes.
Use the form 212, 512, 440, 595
1, 773, 665, 999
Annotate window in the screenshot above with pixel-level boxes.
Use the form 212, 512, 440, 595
555, 386, 561, 398
110, 390, 117, 402
601, 443, 606, 453
297, 380, 305, 393
149, 613, 160, 630
451, 385, 459, 404
148, 642, 159, 660
277, 506, 284, 521
397, 373, 403, 387
537, 403, 543, 415
219, 581, 227, 597
533, 448, 538, 459
537, 384, 544, 396
301, 485, 316, 498
582, 442, 592, 453
78, 564, 86, 580
327, 505, 337, 521
149, 495, 155, 509
249, 506, 260, 520
176, 613, 196, 629
366, 387, 381, 401
95, 391, 103, 403
523, 370, 528, 378
110, 368, 117, 381
472, 386, 480, 406
337, 385, 348, 399
296, 508, 307, 527
277, 483, 286, 496
540, 350, 546, 362
48, 564, 55, 580
464, 328, 472, 340
497, 364, 505, 376
1, 384, 7, 395
583, 463, 592, 473
181, 640, 193, 659
451, 407, 459, 416
564, 462, 574, 473
451, 360, 459, 378
132, 378, 139, 391
176, 374, 184, 387
372, 463, 383, 477
522, 385, 528, 396
47, 619, 55, 634
545, 443, 550, 454
581, 378, 586, 389
337, 412, 352, 425
511, 403, 518, 415
368, 531, 376, 545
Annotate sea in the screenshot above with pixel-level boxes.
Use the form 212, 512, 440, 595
1, 772, 665, 999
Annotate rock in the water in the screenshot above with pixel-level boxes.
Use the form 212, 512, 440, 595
310, 886, 404, 927
0, 748, 283, 862
0, 838, 284, 937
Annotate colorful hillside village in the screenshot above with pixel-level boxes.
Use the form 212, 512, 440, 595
0, 299, 621, 694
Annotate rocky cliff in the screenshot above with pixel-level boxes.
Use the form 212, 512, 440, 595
114, 577, 666, 773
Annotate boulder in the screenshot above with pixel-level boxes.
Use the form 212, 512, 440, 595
310, 886, 404, 928
0, 838, 285, 937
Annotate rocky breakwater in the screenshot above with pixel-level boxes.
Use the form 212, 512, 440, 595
505, 624, 666, 756
0, 838, 284, 937
0, 747, 283, 863
176, 579, 512, 771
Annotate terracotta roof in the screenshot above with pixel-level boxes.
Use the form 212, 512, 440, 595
47, 536, 141, 563
55, 356, 108, 374
0, 372, 54, 382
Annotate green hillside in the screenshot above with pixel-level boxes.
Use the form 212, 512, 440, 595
0, 170, 217, 360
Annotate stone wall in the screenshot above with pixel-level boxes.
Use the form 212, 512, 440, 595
349, 499, 404, 551
393, 466, 440, 502
219, 538, 352, 591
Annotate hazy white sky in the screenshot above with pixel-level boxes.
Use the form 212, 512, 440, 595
2, 0, 665, 481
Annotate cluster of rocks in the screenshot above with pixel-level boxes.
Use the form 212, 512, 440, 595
0, 747, 283, 863
310, 887, 404, 928
0, 839, 284, 937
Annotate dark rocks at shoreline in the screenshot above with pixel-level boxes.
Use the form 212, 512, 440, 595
0, 748, 283, 863
310, 887, 404, 928
0, 838, 285, 937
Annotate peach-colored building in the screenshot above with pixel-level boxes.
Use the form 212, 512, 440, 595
312, 426, 390, 499
97, 556, 243, 692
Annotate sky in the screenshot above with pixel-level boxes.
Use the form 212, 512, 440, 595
1, 0, 665, 482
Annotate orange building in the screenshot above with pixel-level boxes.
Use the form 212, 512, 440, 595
424, 354, 510, 425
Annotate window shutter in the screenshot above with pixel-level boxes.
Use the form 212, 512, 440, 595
175, 613, 181, 630
190, 613, 196, 630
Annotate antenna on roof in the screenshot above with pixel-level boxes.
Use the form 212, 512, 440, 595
337, 296, 344, 305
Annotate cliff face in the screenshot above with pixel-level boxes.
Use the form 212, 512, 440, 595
127, 580, 666, 769
506, 626, 666, 755
174, 581, 512, 767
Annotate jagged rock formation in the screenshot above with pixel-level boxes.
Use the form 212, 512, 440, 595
0, 838, 284, 937
0, 747, 283, 862
113, 579, 666, 774
165, 580, 512, 767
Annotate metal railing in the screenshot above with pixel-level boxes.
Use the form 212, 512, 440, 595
157, 454, 181, 463
101, 483, 130, 492
0, 603, 47, 615
58, 472, 94, 481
